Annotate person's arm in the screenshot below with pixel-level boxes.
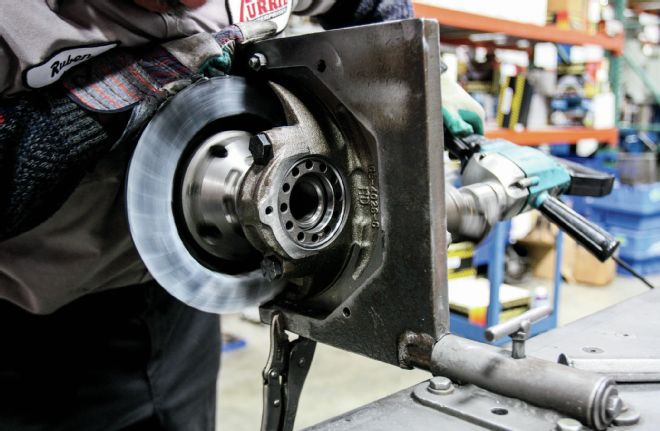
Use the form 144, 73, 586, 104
0, 91, 110, 241
0, 21, 275, 242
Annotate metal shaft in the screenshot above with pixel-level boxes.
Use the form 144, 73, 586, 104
485, 305, 553, 342
430, 334, 621, 430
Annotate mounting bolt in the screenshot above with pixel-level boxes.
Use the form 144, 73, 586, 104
249, 133, 274, 165
248, 53, 268, 71
261, 256, 283, 281
605, 395, 623, 420
427, 376, 454, 394
555, 417, 583, 431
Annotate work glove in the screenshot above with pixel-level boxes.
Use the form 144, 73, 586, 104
441, 73, 486, 137
0, 22, 276, 241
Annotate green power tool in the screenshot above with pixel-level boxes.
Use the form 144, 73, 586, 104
445, 132, 618, 262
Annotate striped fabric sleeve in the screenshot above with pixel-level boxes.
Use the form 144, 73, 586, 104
62, 48, 192, 113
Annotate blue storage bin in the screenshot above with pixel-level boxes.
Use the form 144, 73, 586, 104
558, 152, 618, 177
609, 226, 660, 260
473, 221, 511, 267
587, 182, 660, 230
616, 255, 660, 277
550, 144, 572, 156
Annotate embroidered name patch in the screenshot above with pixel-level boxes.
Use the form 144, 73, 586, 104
24, 42, 118, 89
227, 0, 292, 33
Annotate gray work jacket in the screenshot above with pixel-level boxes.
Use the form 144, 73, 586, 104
0, 0, 330, 313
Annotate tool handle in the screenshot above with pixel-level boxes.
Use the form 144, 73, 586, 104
552, 156, 615, 197
538, 195, 619, 262
485, 305, 553, 342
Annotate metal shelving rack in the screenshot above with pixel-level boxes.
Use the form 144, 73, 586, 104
414, 3, 611, 340
414, 1, 625, 146
449, 223, 563, 344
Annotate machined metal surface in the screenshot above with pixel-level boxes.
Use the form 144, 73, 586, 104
236, 82, 359, 266
180, 130, 256, 261
430, 334, 620, 430
126, 76, 286, 313
277, 156, 347, 249
446, 152, 529, 242
246, 19, 448, 366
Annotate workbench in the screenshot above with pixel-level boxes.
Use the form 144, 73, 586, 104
306, 288, 660, 430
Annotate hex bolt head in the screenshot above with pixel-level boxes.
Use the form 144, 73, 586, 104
605, 395, 623, 419
261, 256, 283, 281
555, 417, 583, 431
248, 53, 268, 71
427, 376, 454, 394
249, 133, 274, 165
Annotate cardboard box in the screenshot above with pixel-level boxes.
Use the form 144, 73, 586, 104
553, 233, 615, 286
518, 213, 616, 286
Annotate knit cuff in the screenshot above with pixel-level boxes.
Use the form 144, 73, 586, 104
0, 94, 111, 240
318, 0, 413, 29
49, 96, 108, 152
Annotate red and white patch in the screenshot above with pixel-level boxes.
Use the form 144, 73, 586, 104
227, 0, 292, 33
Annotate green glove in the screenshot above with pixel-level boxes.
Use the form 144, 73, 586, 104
441, 73, 485, 137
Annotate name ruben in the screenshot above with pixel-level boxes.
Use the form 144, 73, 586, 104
24, 42, 118, 89
50, 54, 93, 77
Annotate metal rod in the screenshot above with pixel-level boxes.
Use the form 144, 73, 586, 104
559, 355, 660, 383
430, 334, 621, 430
613, 255, 656, 289
485, 305, 553, 342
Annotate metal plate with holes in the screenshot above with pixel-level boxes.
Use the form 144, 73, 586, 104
304, 381, 565, 431
411, 382, 564, 430
277, 156, 347, 249
248, 19, 448, 366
